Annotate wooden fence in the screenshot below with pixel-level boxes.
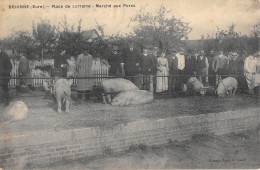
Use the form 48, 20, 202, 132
8, 59, 109, 88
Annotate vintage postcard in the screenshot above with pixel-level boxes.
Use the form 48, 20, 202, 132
0, 0, 259, 169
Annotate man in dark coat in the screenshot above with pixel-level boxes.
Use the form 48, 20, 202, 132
122, 42, 141, 83
229, 52, 244, 88
0, 46, 12, 106
184, 50, 196, 83
167, 48, 179, 93
17, 50, 35, 92
140, 45, 156, 90
105, 44, 124, 77
54, 49, 69, 78
195, 50, 209, 86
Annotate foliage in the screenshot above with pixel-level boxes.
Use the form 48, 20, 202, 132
32, 19, 59, 59
129, 5, 192, 52
198, 24, 258, 55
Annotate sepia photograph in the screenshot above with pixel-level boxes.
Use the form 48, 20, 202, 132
0, 0, 259, 169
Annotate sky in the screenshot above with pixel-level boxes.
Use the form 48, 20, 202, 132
0, 0, 259, 40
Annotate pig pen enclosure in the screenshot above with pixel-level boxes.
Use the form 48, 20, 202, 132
0, 87, 259, 169
0, 88, 259, 135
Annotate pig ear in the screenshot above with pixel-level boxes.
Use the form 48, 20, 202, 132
68, 79, 73, 86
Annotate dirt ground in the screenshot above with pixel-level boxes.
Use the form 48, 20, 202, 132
33, 129, 260, 169
0, 89, 260, 135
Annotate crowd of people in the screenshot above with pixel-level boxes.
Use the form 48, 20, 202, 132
102, 42, 260, 96
1, 41, 260, 106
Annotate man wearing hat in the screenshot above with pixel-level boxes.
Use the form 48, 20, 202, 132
139, 44, 156, 90
0, 44, 12, 106
212, 50, 229, 85
104, 43, 124, 77
195, 50, 209, 86
54, 49, 69, 78
17, 49, 35, 92
184, 49, 196, 83
167, 48, 179, 93
122, 42, 141, 83
229, 52, 242, 77
151, 46, 159, 90
175, 47, 186, 91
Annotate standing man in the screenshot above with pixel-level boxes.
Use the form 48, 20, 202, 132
184, 50, 196, 83
140, 45, 155, 90
17, 49, 35, 92
167, 48, 179, 93
123, 42, 141, 84
151, 46, 159, 91
105, 44, 124, 77
54, 49, 69, 78
244, 54, 257, 95
212, 50, 229, 86
195, 50, 209, 86
76, 50, 94, 101
0, 45, 12, 106
175, 47, 185, 91
208, 49, 216, 86
229, 52, 242, 78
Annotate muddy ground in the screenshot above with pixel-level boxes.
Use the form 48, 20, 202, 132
0, 89, 259, 134
31, 129, 260, 169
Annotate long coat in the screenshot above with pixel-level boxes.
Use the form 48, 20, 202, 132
105, 51, 124, 76
18, 56, 32, 85
0, 51, 12, 85
140, 54, 156, 75
123, 48, 141, 76
76, 53, 94, 91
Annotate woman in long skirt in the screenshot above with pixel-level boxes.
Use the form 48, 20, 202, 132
156, 51, 169, 92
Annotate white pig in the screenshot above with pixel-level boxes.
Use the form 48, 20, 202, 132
101, 78, 139, 104
111, 90, 153, 106
52, 78, 73, 113
1, 101, 28, 122
187, 77, 206, 95
216, 77, 238, 97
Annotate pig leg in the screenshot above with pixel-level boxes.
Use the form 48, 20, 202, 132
232, 87, 237, 95
107, 94, 112, 104
57, 99, 62, 113
65, 99, 70, 113
102, 93, 107, 104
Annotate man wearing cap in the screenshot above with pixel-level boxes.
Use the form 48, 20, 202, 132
0, 44, 12, 106
140, 45, 156, 90
208, 49, 216, 86
76, 50, 94, 101
212, 50, 229, 85
175, 47, 185, 91
151, 46, 159, 90
105, 44, 124, 77
167, 48, 179, 93
229, 52, 242, 78
122, 42, 141, 82
54, 49, 69, 78
184, 50, 196, 82
195, 50, 209, 86
17, 49, 35, 92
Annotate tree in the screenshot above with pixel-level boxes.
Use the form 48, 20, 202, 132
33, 19, 58, 60
129, 5, 192, 51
